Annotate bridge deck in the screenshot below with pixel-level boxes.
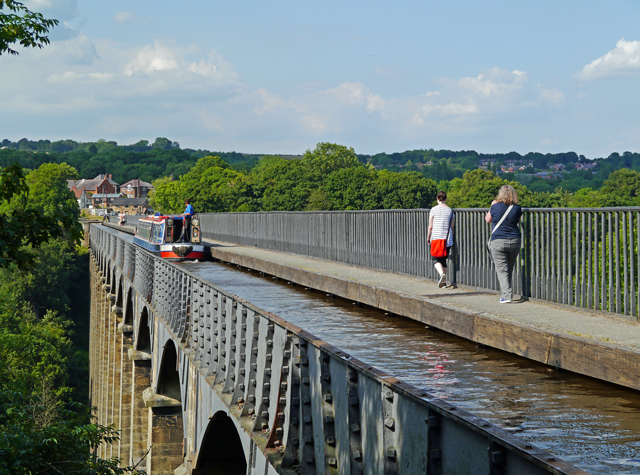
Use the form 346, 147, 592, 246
204, 238, 640, 392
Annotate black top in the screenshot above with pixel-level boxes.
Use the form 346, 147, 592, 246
490, 203, 522, 240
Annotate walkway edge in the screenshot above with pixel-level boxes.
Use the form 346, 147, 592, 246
209, 245, 640, 392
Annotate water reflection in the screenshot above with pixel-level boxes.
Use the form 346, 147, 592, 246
180, 261, 640, 475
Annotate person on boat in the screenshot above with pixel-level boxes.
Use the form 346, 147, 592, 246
181, 199, 194, 241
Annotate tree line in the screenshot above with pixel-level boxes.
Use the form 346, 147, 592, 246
0, 162, 141, 474
149, 143, 640, 214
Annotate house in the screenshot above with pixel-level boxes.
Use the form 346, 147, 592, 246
68, 174, 120, 208
91, 193, 122, 207
121, 178, 153, 198
110, 197, 150, 215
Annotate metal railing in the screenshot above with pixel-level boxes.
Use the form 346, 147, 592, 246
90, 224, 587, 475
199, 208, 640, 320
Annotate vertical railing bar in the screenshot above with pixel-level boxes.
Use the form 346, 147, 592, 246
623, 211, 629, 315
533, 212, 539, 299
608, 213, 613, 313
550, 212, 556, 302
581, 212, 587, 308
587, 213, 593, 309
601, 213, 606, 311
562, 212, 568, 305
573, 212, 580, 307
637, 211, 640, 319
615, 213, 621, 314
543, 212, 549, 301
591, 212, 597, 310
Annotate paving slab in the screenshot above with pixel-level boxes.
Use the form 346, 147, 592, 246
204, 238, 640, 391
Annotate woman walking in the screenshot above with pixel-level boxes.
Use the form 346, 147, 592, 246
427, 191, 455, 288
485, 185, 522, 303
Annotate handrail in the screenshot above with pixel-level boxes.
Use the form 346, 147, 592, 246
198, 208, 640, 320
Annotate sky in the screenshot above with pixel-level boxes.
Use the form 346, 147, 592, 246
1, 0, 640, 158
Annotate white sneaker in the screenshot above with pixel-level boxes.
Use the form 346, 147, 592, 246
438, 274, 446, 288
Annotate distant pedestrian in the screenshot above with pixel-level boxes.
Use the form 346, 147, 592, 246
427, 191, 455, 288
486, 185, 522, 303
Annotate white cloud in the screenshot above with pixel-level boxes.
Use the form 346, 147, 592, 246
576, 39, 640, 80
25, 0, 78, 21
124, 42, 180, 75
539, 88, 565, 106
113, 11, 136, 24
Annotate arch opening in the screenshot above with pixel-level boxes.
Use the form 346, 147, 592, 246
124, 289, 134, 326
157, 340, 181, 401
194, 411, 247, 475
136, 308, 151, 353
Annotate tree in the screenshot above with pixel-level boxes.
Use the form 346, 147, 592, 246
303, 142, 361, 175
0, 163, 82, 269
0, 0, 59, 55
376, 170, 437, 209
149, 176, 186, 214
447, 169, 528, 208
599, 169, 640, 206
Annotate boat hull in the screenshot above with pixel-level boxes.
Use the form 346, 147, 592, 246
133, 236, 206, 261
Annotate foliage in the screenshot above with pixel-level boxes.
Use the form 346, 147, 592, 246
303, 142, 361, 174
0, 161, 138, 472
0, 0, 59, 55
0, 397, 144, 475
447, 169, 526, 208
0, 163, 82, 269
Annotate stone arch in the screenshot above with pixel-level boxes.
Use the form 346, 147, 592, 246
136, 307, 152, 353
194, 411, 247, 475
116, 277, 124, 309
124, 287, 134, 326
110, 268, 117, 296
106, 261, 112, 286
157, 340, 181, 401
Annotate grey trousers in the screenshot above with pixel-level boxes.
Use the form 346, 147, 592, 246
489, 238, 521, 301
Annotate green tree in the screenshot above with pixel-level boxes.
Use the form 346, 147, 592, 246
599, 169, 640, 206
376, 170, 437, 209
303, 142, 361, 175
149, 176, 186, 213
0, 164, 82, 269
447, 169, 527, 208
323, 167, 379, 210
0, 0, 59, 55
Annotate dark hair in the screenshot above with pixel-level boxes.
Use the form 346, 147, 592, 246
437, 191, 447, 202
185, 199, 190, 204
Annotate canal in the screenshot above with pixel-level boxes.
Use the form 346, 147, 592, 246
179, 259, 640, 475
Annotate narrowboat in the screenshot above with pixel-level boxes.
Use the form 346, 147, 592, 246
133, 214, 206, 260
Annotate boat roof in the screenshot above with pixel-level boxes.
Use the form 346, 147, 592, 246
138, 215, 175, 223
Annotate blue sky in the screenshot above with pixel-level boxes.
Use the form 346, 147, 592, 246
2, 0, 640, 158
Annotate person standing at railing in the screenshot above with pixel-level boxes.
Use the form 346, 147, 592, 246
427, 191, 455, 288
485, 185, 522, 303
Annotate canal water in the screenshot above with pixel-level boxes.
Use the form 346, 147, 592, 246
180, 260, 640, 475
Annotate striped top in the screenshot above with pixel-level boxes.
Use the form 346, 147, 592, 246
430, 205, 454, 247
